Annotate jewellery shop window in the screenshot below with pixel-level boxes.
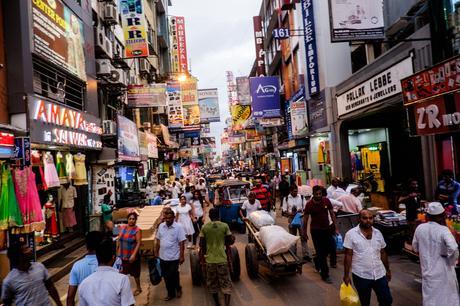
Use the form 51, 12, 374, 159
30, 150, 88, 249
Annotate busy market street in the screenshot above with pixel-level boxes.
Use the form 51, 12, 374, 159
0, 0, 460, 305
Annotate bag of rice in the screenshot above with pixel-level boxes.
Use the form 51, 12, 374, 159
259, 225, 299, 256
248, 210, 275, 229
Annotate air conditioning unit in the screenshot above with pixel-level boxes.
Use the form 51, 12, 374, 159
95, 23, 107, 54
103, 120, 117, 135
104, 36, 113, 58
113, 40, 123, 59
108, 68, 127, 86
96, 59, 112, 76
139, 58, 149, 73
104, 3, 118, 24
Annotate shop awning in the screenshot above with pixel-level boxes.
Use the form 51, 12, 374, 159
160, 124, 179, 148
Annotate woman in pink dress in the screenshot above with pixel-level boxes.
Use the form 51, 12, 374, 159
13, 166, 45, 232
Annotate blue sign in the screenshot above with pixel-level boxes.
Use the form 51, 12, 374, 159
301, 0, 320, 96
285, 98, 293, 140
249, 76, 281, 119
273, 28, 290, 40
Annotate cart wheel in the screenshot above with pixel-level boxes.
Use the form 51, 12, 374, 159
238, 221, 246, 234
245, 243, 259, 279
230, 245, 241, 282
190, 250, 203, 286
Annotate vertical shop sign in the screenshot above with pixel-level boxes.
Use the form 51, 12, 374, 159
285, 99, 293, 140
253, 16, 266, 77
301, 0, 320, 96
308, 90, 327, 131
120, 0, 149, 58
249, 76, 281, 119
169, 16, 180, 73
290, 88, 309, 137
175, 17, 188, 73
13, 137, 30, 165
181, 78, 200, 126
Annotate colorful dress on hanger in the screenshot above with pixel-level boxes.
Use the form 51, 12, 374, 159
13, 167, 45, 232
43, 152, 60, 188
60, 185, 77, 228
56, 152, 68, 184
65, 153, 76, 180
44, 200, 59, 237
73, 154, 88, 185
31, 151, 48, 191
0, 164, 23, 230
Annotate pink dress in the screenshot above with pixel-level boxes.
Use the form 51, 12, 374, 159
13, 167, 45, 232
43, 152, 60, 188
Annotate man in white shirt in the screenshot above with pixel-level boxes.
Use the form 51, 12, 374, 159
331, 179, 349, 200
155, 208, 187, 301
240, 192, 262, 219
343, 209, 392, 306
326, 177, 340, 198
338, 188, 363, 214
282, 185, 310, 261
412, 202, 459, 306
78, 239, 135, 306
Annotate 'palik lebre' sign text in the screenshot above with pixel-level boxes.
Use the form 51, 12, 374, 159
29, 97, 102, 149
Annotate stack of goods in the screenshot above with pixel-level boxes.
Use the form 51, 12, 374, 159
248, 210, 275, 229
258, 225, 299, 256
137, 206, 164, 255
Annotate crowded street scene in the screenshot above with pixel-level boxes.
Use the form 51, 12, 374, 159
0, 0, 459, 305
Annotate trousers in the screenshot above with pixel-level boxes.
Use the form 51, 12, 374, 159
160, 259, 180, 298
311, 229, 332, 279
352, 274, 393, 306
288, 225, 309, 257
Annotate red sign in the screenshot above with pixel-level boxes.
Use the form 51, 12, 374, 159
0, 133, 14, 147
175, 17, 188, 73
401, 54, 460, 106
253, 16, 266, 76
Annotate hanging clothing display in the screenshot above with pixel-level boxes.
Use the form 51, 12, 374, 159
43, 152, 60, 188
44, 200, 59, 238
56, 152, 68, 184
65, 153, 76, 181
13, 167, 45, 232
31, 151, 48, 191
59, 185, 77, 228
0, 164, 23, 230
73, 153, 88, 185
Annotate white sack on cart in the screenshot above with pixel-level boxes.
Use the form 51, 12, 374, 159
259, 225, 299, 256
248, 210, 275, 229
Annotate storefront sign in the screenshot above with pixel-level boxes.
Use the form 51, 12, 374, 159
181, 78, 200, 127
245, 129, 261, 142
231, 105, 252, 130
253, 16, 266, 76
29, 97, 102, 149
175, 16, 189, 73
169, 17, 180, 73
250, 76, 281, 119
198, 89, 220, 123
258, 118, 284, 127
409, 92, 460, 136
167, 81, 184, 129
337, 57, 414, 117
201, 137, 216, 149
127, 84, 167, 108
145, 132, 158, 159
120, 0, 149, 58
308, 90, 327, 131
31, 0, 86, 80
117, 115, 140, 161
289, 87, 308, 137
402, 54, 460, 106
329, 0, 385, 42
236, 77, 251, 105
301, 0, 320, 95
13, 137, 31, 166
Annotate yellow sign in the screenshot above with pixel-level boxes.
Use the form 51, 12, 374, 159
231, 105, 251, 130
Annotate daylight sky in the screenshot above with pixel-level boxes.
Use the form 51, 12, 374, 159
169, 0, 261, 156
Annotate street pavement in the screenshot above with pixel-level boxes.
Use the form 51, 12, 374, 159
54, 210, 423, 306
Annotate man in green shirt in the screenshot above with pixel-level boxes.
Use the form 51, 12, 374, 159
199, 208, 233, 306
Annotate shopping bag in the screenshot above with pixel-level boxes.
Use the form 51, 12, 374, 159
148, 258, 162, 286
290, 212, 303, 228
336, 233, 344, 251
340, 283, 361, 306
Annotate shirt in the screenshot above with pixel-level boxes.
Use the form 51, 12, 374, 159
118, 225, 140, 260
304, 198, 333, 230
69, 254, 98, 286
412, 222, 460, 306
101, 203, 113, 222
184, 192, 193, 203
338, 194, 362, 214
1, 262, 52, 306
343, 225, 387, 280
60, 185, 77, 208
153, 195, 163, 205
282, 194, 306, 214
241, 199, 262, 216
251, 185, 271, 210
192, 199, 204, 218
78, 266, 135, 306
331, 187, 347, 200
156, 222, 187, 261
437, 179, 460, 205
326, 185, 337, 198
199, 221, 232, 264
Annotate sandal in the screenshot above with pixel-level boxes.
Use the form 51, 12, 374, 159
133, 289, 142, 296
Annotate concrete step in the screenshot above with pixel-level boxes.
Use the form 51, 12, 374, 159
38, 235, 85, 267
46, 244, 87, 283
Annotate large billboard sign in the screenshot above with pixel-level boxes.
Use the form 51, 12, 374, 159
127, 84, 167, 108
198, 89, 220, 123
249, 76, 281, 119
120, 0, 149, 58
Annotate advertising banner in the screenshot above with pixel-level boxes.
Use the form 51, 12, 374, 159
201, 137, 216, 149
31, 0, 86, 80
183, 105, 201, 126
138, 131, 148, 160
337, 57, 413, 117
169, 17, 180, 73
308, 90, 328, 132
253, 16, 266, 76
402, 54, 460, 106
145, 132, 158, 158
231, 105, 252, 130
249, 76, 281, 119
290, 96, 308, 137
198, 89, 220, 123
181, 78, 198, 106
329, 0, 385, 42
175, 17, 188, 73
236, 77, 251, 105
117, 115, 140, 161
245, 129, 261, 142
301, 0, 320, 95
127, 84, 167, 108
167, 82, 183, 128
120, 0, 149, 58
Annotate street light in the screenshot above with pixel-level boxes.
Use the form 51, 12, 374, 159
178, 74, 187, 82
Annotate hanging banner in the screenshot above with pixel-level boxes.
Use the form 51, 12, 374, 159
117, 115, 140, 161
169, 16, 180, 73
145, 132, 158, 158
138, 131, 148, 161
175, 16, 188, 73
31, 0, 86, 81
245, 129, 261, 142
198, 88, 220, 123
127, 84, 167, 108
167, 82, 183, 128
181, 78, 200, 127
249, 76, 281, 119
236, 77, 251, 105
301, 0, 320, 96
231, 105, 252, 130
253, 16, 266, 76
183, 105, 201, 126
308, 90, 328, 132
120, 0, 149, 58
290, 88, 308, 137
329, 0, 385, 42
337, 56, 414, 117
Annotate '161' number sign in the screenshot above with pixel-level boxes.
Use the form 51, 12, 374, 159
273, 28, 290, 40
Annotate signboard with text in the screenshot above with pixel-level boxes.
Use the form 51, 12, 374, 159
249, 76, 281, 119
117, 115, 140, 161
301, 0, 320, 95
308, 90, 327, 132
127, 84, 167, 108
167, 82, 184, 128
198, 89, 220, 123
236, 77, 251, 105
231, 105, 252, 130
175, 16, 188, 73
253, 16, 266, 76
290, 88, 308, 137
120, 0, 149, 58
